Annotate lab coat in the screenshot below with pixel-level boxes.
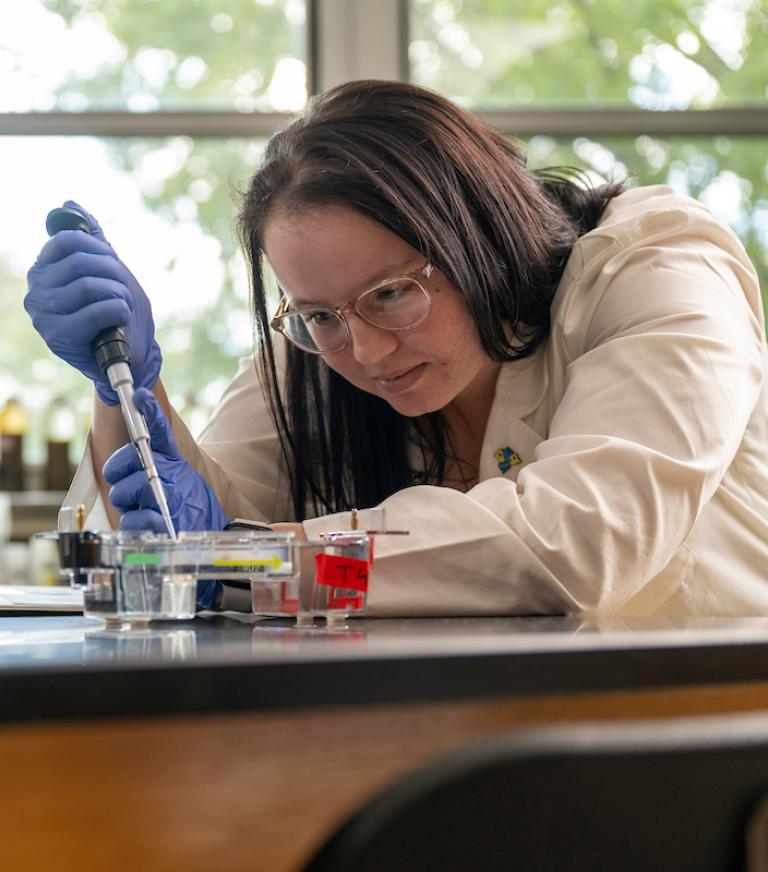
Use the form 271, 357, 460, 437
70, 186, 768, 616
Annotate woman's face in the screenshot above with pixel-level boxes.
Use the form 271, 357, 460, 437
264, 205, 498, 419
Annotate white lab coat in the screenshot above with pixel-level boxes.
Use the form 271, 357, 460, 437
69, 186, 768, 616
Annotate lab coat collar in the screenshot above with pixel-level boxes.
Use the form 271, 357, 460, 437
492, 342, 550, 419
478, 346, 549, 481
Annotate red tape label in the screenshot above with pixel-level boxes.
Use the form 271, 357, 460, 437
315, 554, 369, 592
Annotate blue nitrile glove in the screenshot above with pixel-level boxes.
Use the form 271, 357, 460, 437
24, 200, 162, 406
102, 388, 228, 608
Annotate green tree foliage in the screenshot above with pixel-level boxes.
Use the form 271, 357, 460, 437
412, 0, 768, 300
412, 0, 768, 106
43, 0, 305, 111
36, 0, 304, 403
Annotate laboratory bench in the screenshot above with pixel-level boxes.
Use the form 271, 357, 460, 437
4, 612, 768, 870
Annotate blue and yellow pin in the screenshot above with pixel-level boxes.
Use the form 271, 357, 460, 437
495, 447, 521, 473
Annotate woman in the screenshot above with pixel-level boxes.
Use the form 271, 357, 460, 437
25, 80, 768, 616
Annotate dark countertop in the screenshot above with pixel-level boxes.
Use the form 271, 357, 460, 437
4, 613, 768, 722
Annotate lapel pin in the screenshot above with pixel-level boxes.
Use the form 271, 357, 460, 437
495, 447, 521, 473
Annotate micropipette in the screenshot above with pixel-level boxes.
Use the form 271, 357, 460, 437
45, 206, 177, 541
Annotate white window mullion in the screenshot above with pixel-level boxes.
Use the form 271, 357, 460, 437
310, 0, 407, 94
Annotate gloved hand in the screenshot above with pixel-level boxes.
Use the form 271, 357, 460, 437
24, 200, 162, 406
103, 388, 229, 608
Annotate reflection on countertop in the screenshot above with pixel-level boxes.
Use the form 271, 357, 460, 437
2, 613, 768, 670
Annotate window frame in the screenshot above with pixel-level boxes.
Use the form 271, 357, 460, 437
0, 2, 765, 138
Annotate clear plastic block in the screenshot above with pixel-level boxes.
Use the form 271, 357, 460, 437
42, 527, 374, 625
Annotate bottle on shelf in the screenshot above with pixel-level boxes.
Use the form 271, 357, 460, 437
0, 396, 28, 491
44, 395, 76, 492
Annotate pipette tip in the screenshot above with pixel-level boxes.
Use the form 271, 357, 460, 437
148, 475, 177, 541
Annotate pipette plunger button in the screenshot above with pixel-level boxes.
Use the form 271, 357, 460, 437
45, 207, 90, 236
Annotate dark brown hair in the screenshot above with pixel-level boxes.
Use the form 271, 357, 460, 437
238, 80, 623, 520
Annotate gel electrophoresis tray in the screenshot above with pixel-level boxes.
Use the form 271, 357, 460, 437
46, 529, 371, 625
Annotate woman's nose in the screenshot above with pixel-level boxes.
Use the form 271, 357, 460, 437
346, 315, 398, 364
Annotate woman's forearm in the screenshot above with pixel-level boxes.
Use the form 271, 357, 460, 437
90, 378, 173, 528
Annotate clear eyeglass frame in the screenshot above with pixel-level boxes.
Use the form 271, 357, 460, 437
270, 262, 434, 354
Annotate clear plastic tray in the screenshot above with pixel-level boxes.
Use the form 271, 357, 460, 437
252, 534, 371, 626
39, 528, 370, 625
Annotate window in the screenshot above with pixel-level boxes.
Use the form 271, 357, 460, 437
0, 0, 306, 460
410, 0, 768, 312
1, 0, 766, 469
410, 0, 768, 108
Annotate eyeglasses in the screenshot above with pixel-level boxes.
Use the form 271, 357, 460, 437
271, 262, 434, 354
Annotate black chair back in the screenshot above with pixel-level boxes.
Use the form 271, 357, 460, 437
303, 712, 768, 872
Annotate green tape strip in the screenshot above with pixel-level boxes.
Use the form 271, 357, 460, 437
124, 552, 161, 566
